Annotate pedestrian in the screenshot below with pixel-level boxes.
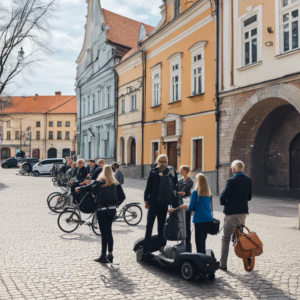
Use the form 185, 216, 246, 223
219, 160, 252, 271
112, 162, 124, 185
97, 159, 105, 169
76, 165, 125, 263
177, 165, 193, 252
143, 154, 178, 255
69, 162, 77, 180
83, 159, 102, 185
169, 173, 213, 254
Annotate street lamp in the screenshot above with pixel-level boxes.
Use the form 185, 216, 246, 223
18, 47, 25, 59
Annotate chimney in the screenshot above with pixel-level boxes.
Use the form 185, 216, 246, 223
33, 94, 38, 100
55, 91, 61, 95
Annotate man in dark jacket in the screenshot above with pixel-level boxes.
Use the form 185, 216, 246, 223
83, 159, 102, 184
143, 155, 178, 255
70, 159, 88, 203
219, 160, 252, 271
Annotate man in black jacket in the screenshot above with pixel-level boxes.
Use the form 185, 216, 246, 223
83, 159, 102, 185
70, 159, 88, 203
219, 160, 252, 271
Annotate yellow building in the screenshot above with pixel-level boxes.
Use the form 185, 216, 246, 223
0, 93, 77, 160
116, 0, 217, 192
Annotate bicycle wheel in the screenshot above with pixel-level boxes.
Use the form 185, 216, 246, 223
48, 194, 67, 213
123, 205, 143, 226
92, 213, 101, 236
58, 210, 80, 233
47, 192, 61, 205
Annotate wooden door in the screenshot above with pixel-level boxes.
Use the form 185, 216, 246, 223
290, 134, 300, 189
153, 142, 158, 163
48, 148, 57, 158
131, 139, 136, 164
195, 139, 203, 170
167, 142, 177, 170
1, 147, 10, 160
32, 149, 40, 159
62, 148, 70, 158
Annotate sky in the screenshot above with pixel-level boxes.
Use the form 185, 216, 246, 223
8, 0, 162, 97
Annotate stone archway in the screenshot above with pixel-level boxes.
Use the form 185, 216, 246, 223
227, 83, 300, 199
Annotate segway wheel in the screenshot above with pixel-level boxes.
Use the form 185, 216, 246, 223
208, 273, 215, 281
181, 260, 196, 281
136, 247, 144, 262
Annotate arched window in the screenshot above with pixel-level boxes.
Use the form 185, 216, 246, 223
174, 0, 181, 18
290, 133, 300, 189
48, 148, 57, 159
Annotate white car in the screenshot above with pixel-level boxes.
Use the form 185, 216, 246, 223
32, 158, 66, 177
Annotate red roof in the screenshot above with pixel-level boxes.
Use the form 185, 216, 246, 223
102, 9, 154, 48
0, 95, 77, 114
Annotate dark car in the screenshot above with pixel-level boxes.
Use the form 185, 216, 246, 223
1, 157, 18, 168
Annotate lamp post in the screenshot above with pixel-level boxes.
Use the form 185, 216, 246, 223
18, 47, 25, 60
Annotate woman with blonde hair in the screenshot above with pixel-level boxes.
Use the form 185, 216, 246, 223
169, 173, 213, 254
76, 165, 125, 263
143, 154, 178, 255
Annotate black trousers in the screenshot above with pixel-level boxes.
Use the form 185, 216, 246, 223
143, 206, 168, 253
186, 210, 191, 251
194, 222, 213, 254
97, 209, 116, 254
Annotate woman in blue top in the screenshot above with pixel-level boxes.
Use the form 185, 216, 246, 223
169, 173, 213, 254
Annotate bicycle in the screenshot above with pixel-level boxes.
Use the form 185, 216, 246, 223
47, 188, 72, 213
57, 193, 143, 235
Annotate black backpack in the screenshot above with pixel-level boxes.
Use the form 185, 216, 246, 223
157, 169, 174, 206
79, 192, 98, 214
98, 184, 118, 208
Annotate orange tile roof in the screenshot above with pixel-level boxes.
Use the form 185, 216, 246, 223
102, 9, 155, 48
121, 45, 138, 62
0, 95, 77, 114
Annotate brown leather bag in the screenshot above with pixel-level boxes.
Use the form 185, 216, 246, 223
234, 225, 263, 272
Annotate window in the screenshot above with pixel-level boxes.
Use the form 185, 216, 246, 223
167, 121, 176, 136
131, 94, 137, 111
106, 86, 111, 108
98, 91, 101, 111
281, 0, 300, 52
89, 142, 92, 158
88, 96, 90, 115
15, 131, 20, 139
174, 0, 181, 18
49, 131, 53, 140
189, 42, 206, 95
57, 121, 62, 127
83, 98, 86, 116
65, 132, 70, 140
242, 15, 258, 65
191, 138, 203, 171
120, 99, 125, 114
6, 120, 11, 128
97, 130, 101, 157
92, 94, 95, 113
57, 131, 62, 140
151, 64, 161, 107
36, 121, 40, 127
168, 53, 182, 103
105, 132, 109, 157
49, 121, 53, 127
36, 131, 40, 140
66, 121, 70, 127
7, 131, 11, 140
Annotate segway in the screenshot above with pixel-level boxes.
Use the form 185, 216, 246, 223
133, 235, 220, 281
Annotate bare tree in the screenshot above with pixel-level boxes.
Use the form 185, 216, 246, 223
0, 0, 58, 95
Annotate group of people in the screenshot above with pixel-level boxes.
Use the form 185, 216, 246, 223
143, 154, 252, 271
57, 153, 252, 271
57, 157, 125, 264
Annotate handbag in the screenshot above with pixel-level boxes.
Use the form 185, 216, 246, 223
164, 208, 187, 241
234, 225, 263, 272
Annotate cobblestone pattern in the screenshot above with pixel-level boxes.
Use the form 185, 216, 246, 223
0, 168, 300, 300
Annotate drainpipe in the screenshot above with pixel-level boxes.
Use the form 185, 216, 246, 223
114, 69, 118, 162
44, 114, 47, 159
78, 86, 82, 157
141, 51, 146, 178
214, 0, 221, 195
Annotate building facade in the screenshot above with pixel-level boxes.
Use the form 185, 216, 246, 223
0, 93, 77, 160
219, 0, 300, 199
75, 0, 153, 164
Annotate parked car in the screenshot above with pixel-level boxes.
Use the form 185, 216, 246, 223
1, 157, 18, 168
32, 158, 66, 177
18, 158, 40, 168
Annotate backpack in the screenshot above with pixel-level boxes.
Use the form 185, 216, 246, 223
234, 225, 263, 272
79, 192, 98, 214
163, 209, 186, 241
97, 184, 118, 208
157, 169, 174, 206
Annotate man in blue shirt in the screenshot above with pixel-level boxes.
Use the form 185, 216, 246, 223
219, 160, 252, 271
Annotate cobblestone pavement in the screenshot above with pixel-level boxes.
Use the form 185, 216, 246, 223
1, 168, 300, 300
